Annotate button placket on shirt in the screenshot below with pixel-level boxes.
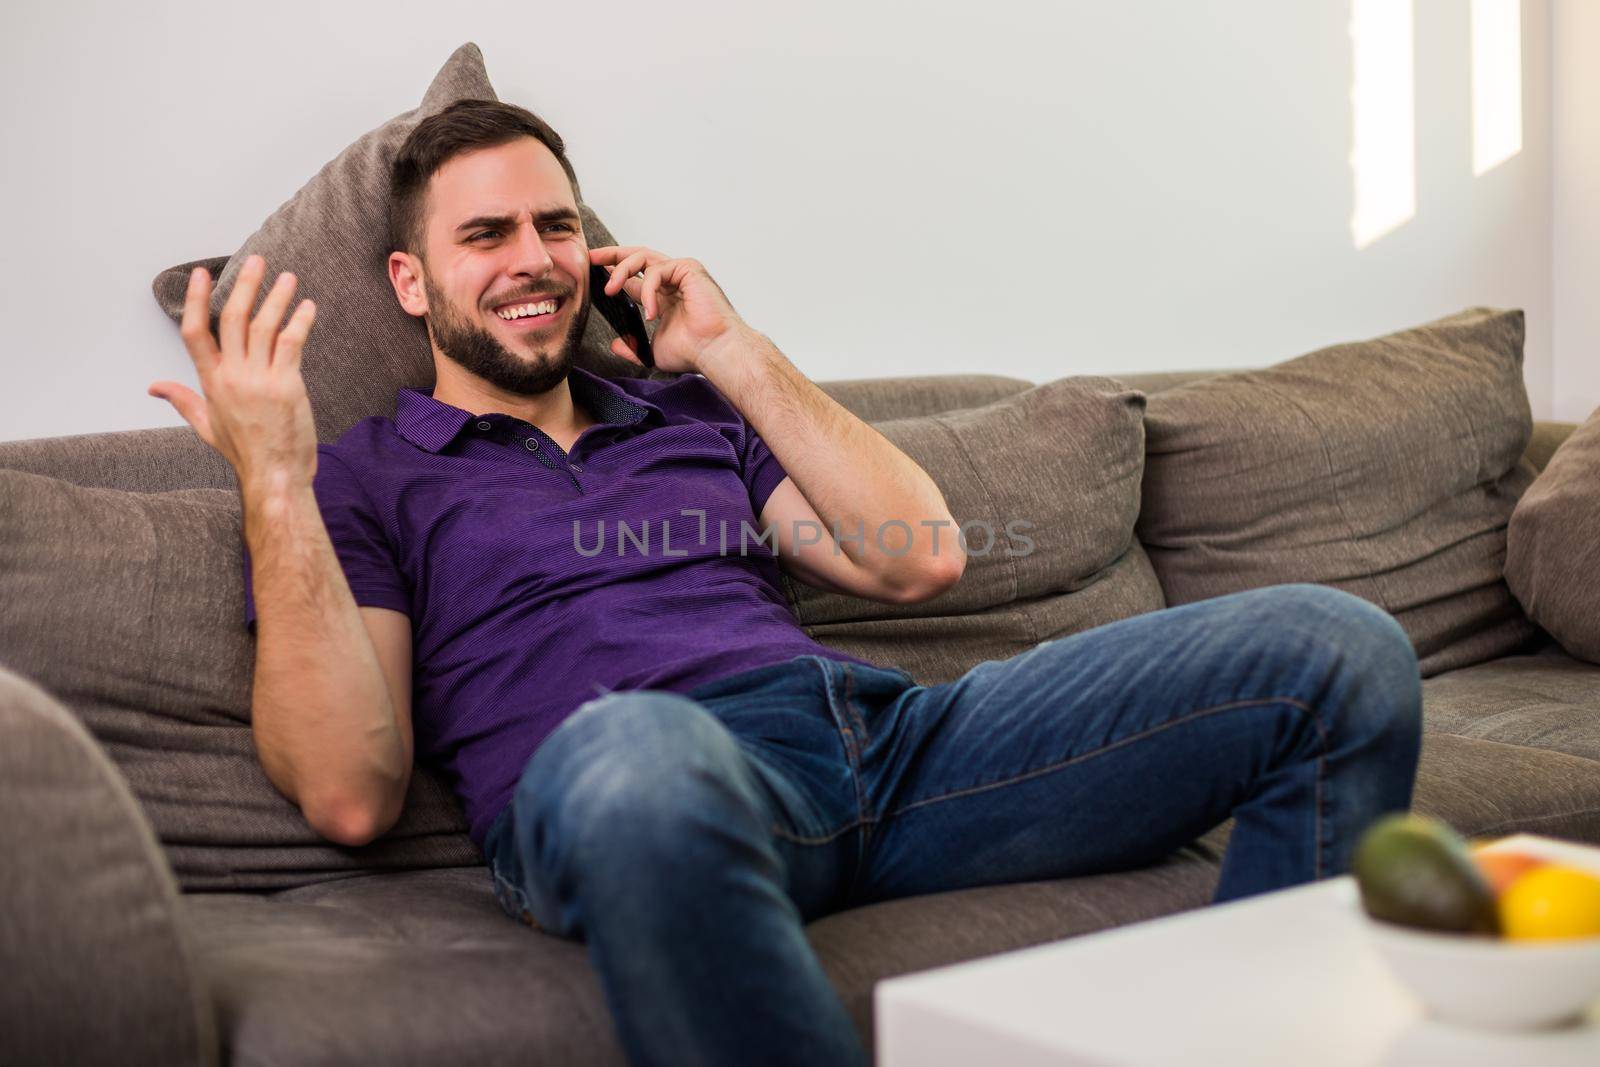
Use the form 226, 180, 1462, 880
477, 410, 606, 485
507, 426, 585, 484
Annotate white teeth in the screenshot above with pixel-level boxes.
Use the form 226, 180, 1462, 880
496, 299, 558, 320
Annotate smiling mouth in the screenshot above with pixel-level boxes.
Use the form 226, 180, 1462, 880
493, 299, 566, 331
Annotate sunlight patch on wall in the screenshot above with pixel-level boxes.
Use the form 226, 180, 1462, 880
1349, 0, 1416, 249
1471, 0, 1523, 175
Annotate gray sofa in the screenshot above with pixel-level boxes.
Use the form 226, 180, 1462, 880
3, 352, 1598, 1067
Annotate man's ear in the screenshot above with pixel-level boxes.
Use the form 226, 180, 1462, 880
388, 251, 427, 318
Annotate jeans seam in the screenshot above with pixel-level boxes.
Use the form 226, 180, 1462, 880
1314, 732, 1327, 881
819, 659, 875, 900
845, 667, 880, 894
879, 696, 1322, 821
844, 668, 870, 745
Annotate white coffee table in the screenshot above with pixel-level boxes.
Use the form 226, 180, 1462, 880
875, 835, 1600, 1066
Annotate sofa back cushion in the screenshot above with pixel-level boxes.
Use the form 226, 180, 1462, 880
1505, 406, 1600, 664
0, 469, 477, 892
791, 376, 1168, 683
1136, 307, 1540, 677
816, 374, 1033, 422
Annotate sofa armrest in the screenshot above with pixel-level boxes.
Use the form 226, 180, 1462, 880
0, 664, 218, 1067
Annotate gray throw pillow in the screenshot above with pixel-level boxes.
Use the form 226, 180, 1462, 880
790, 376, 1168, 684
1506, 407, 1600, 664
0, 468, 477, 892
150, 42, 670, 446
1137, 307, 1540, 678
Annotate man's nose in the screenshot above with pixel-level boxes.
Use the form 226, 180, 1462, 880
508, 221, 555, 276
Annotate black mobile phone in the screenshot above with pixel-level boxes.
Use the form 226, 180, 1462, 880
588, 264, 654, 368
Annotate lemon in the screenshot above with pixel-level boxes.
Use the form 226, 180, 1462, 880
1498, 865, 1600, 941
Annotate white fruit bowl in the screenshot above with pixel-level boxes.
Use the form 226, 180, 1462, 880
1362, 913, 1600, 1029
1359, 833, 1600, 1030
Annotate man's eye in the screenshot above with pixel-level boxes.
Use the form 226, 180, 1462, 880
469, 225, 572, 241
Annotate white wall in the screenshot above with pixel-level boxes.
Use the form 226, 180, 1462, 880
1552, 0, 1600, 423
0, 0, 1565, 444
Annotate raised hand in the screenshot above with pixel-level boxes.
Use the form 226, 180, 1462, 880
148, 254, 319, 493
588, 245, 748, 374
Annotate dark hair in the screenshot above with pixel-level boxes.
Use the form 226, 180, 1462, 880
388, 98, 583, 260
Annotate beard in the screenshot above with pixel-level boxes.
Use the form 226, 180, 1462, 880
422, 271, 593, 397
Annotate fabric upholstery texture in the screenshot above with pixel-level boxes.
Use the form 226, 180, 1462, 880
0, 424, 239, 493
1505, 406, 1600, 664
1524, 419, 1583, 473
149, 42, 673, 447
0, 664, 219, 1067
1421, 642, 1600, 760
810, 373, 1033, 422
0, 469, 479, 891
1138, 307, 1542, 677
786, 376, 1168, 684
1411, 728, 1600, 844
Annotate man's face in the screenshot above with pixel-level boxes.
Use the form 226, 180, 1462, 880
413, 137, 593, 396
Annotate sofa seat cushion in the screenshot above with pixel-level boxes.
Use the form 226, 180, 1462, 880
1413, 730, 1600, 846
180, 841, 1224, 1067
1422, 643, 1600, 762
182, 868, 624, 1066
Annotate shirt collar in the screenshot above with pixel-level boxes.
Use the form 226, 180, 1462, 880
394, 366, 666, 454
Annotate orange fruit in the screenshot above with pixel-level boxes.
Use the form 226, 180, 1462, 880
1498, 865, 1600, 941
1473, 850, 1548, 896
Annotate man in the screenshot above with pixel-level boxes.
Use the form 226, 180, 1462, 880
148, 99, 1423, 1067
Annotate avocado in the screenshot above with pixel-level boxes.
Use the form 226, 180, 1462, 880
1353, 813, 1501, 936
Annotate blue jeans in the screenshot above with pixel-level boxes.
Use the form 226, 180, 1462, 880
481, 583, 1422, 1067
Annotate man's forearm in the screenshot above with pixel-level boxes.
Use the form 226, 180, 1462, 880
696, 325, 962, 585
243, 471, 405, 835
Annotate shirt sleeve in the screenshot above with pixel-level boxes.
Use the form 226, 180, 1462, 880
741, 420, 790, 518
683, 371, 791, 516
242, 449, 410, 633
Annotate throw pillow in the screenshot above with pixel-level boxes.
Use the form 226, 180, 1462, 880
1505, 406, 1600, 663
150, 42, 670, 446
0, 468, 478, 892
1137, 307, 1540, 678
788, 376, 1168, 684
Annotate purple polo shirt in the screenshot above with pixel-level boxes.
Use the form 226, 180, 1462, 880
242, 366, 879, 849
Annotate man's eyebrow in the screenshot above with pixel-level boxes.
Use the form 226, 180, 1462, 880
454, 207, 582, 234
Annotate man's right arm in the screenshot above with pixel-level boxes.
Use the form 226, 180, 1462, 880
149, 253, 410, 847
244, 470, 412, 846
